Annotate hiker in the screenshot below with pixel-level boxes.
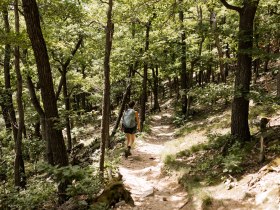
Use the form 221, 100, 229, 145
122, 101, 140, 157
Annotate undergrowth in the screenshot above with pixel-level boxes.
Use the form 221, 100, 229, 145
165, 134, 255, 188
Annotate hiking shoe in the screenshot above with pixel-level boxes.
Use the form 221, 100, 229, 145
124, 147, 132, 158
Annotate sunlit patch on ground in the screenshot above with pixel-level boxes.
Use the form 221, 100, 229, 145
117, 107, 189, 210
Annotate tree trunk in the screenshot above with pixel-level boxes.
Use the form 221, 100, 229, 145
152, 66, 160, 112
220, 0, 259, 141
100, 0, 113, 177
179, 0, 188, 117
22, 0, 68, 202
26, 75, 53, 164
225, 43, 230, 78
277, 72, 280, 97
1, 6, 11, 130
62, 69, 72, 152
14, 0, 26, 189
210, 10, 225, 83
263, 43, 270, 72
2, 5, 18, 141
140, 21, 151, 131
110, 84, 131, 138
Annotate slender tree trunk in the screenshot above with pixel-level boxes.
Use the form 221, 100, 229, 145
62, 69, 72, 152
152, 66, 160, 112
14, 0, 26, 188
263, 43, 270, 72
100, 0, 113, 177
22, 0, 68, 202
140, 21, 151, 131
80, 67, 86, 111
277, 72, 280, 97
179, 0, 187, 117
220, 0, 259, 141
168, 77, 173, 98
225, 43, 230, 78
0, 6, 11, 130
210, 10, 225, 82
26, 74, 54, 165
2, 5, 18, 141
110, 84, 131, 138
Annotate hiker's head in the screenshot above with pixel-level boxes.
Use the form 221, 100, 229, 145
128, 101, 135, 108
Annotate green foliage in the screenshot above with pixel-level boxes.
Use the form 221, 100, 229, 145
267, 143, 280, 154
173, 114, 186, 127
39, 163, 101, 198
249, 85, 276, 104
166, 134, 250, 190
164, 154, 176, 165
202, 194, 213, 208
22, 138, 45, 163
189, 83, 233, 106
0, 180, 56, 210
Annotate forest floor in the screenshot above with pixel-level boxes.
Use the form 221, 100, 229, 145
115, 98, 280, 210
116, 99, 189, 210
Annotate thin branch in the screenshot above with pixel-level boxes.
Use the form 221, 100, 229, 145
63, 36, 83, 69
99, 0, 109, 4
26, 75, 45, 117
134, 69, 153, 88
220, 0, 242, 13
55, 75, 63, 100
50, 51, 63, 65
68, 85, 79, 96
87, 20, 106, 29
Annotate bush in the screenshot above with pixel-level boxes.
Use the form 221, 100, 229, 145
188, 83, 232, 106
0, 181, 56, 210
39, 163, 101, 199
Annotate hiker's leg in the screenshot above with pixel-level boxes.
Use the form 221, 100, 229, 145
126, 133, 131, 147
131, 134, 136, 147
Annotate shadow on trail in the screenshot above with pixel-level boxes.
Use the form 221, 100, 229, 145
117, 107, 189, 210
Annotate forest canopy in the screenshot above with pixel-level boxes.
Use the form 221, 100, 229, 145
0, 0, 279, 209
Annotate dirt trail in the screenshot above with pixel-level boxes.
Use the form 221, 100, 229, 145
116, 105, 189, 210
116, 102, 280, 210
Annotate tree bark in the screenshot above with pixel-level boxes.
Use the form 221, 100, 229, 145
110, 84, 131, 138
26, 75, 54, 164
263, 43, 270, 72
220, 0, 259, 141
152, 66, 160, 112
2, 5, 18, 141
100, 0, 113, 177
22, 0, 69, 202
61, 70, 72, 152
179, 0, 188, 117
277, 72, 280, 97
140, 20, 151, 131
22, 0, 68, 166
210, 10, 225, 83
14, 0, 26, 189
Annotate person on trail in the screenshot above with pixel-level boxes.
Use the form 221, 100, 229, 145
122, 101, 140, 158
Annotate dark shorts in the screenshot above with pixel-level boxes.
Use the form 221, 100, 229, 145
123, 125, 137, 134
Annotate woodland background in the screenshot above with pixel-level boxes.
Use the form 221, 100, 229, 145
0, 0, 279, 209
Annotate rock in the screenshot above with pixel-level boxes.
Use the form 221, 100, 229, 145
58, 197, 88, 210
142, 188, 154, 197
91, 182, 134, 208
115, 200, 126, 207
255, 187, 280, 209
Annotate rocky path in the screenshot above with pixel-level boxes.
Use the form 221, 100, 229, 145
116, 107, 189, 210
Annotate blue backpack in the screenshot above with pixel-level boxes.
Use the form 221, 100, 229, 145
122, 109, 136, 128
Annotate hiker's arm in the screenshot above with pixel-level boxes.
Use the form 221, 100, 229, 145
135, 111, 140, 131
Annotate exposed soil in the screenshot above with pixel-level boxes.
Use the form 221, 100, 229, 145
115, 99, 280, 210
116, 100, 189, 210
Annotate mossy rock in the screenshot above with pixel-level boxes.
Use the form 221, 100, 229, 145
91, 182, 134, 209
